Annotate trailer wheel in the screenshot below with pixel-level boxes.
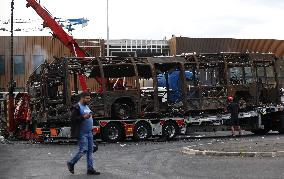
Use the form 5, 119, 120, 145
102, 123, 123, 143
162, 121, 179, 140
251, 129, 270, 135
133, 122, 151, 141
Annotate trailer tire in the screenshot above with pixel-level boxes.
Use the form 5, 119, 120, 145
102, 123, 124, 143
133, 122, 152, 141
162, 121, 179, 140
251, 129, 270, 135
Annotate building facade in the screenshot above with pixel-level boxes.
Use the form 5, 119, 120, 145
169, 37, 284, 57
0, 36, 104, 91
106, 39, 169, 57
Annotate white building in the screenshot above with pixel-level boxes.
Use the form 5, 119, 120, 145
105, 39, 169, 57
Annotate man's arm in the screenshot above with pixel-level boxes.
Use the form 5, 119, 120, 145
71, 107, 85, 123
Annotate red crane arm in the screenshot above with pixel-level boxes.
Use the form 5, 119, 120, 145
26, 0, 103, 91
26, 0, 86, 57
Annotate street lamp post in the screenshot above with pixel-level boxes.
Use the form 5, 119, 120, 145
8, 0, 16, 134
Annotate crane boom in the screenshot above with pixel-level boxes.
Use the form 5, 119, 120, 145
26, 0, 96, 91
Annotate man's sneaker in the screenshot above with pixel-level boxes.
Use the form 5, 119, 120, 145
67, 162, 74, 174
87, 169, 100, 175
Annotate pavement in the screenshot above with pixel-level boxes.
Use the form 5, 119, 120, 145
0, 132, 284, 179
185, 134, 284, 152
182, 132, 284, 157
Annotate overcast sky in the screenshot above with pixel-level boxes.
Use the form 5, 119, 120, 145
1, 0, 284, 40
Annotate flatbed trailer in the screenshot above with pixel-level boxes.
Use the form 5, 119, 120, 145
34, 117, 187, 143
32, 104, 284, 143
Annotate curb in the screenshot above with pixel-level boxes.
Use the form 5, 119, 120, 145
182, 147, 284, 157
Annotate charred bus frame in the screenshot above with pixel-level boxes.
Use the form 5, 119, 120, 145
26, 53, 280, 127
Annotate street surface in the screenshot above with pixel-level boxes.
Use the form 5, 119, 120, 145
0, 132, 284, 179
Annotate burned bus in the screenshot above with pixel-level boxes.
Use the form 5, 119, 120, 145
22, 52, 284, 142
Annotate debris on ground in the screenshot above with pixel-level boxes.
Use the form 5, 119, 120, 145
120, 144, 126, 147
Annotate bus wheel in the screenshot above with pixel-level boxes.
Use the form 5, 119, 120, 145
133, 122, 151, 141
102, 123, 123, 143
162, 121, 179, 140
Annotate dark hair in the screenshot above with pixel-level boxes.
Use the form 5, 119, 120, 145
80, 91, 90, 98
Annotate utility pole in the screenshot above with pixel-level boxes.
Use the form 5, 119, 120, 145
8, 0, 16, 134
106, 0, 109, 57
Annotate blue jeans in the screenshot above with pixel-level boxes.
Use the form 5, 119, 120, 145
69, 132, 94, 170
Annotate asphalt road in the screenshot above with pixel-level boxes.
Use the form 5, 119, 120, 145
0, 132, 284, 179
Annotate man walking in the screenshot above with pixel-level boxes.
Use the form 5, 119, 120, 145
67, 92, 100, 175
227, 96, 242, 136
